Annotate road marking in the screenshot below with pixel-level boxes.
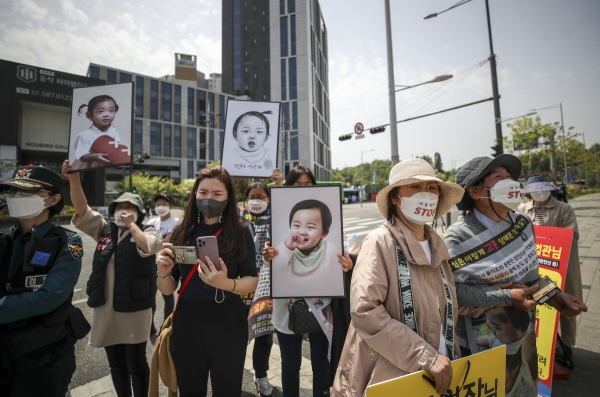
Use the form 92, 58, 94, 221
74, 288, 82, 293
73, 298, 87, 305
343, 225, 368, 232
343, 217, 359, 221
343, 218, 376, 225
359, 219, 385, 226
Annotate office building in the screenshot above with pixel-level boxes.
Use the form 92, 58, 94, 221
222, 0, 332, 180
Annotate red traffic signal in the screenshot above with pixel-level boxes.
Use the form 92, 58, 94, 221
370, 126, 386, 134
339, 134, 352, 141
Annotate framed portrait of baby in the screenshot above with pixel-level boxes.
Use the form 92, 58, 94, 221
270, 185, 345, 298
67, 82, 134, 173
220, 99, 281, 178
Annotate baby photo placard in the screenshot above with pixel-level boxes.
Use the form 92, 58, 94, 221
221, 99, 281, 178
67, 82, 133, 173
270, 185, 345, 298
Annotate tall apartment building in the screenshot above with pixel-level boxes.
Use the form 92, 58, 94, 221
222, 0, 332, 180
88, 54, 237, 185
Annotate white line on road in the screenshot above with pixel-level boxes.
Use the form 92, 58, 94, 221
343, 225, 368, 232
343, 218, 376, 225
358, 219, 385, 226
74, 288, 82, 293
73, 298, 87, 305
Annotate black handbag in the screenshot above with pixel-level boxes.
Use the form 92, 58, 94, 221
287, 298, 321, 334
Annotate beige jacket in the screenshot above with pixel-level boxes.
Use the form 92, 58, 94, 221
332, 217, 484, 397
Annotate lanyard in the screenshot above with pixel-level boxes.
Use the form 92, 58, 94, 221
393, 236, 455, 360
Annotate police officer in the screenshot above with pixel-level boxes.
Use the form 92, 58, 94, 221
0, 166, 89, 396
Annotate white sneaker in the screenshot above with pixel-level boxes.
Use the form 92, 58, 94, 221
254, 376, 273, 396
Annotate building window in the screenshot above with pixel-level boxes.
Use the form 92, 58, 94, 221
150, 122, 161, 156
150, 80, 158, 119
164, 124, 171, 157
209, 130, 215, 160
187, 160, 195, 178
197, 90, 206, 126
280, 17, 288, 57
174, 125, 181, 157
219, 95, 225, 129
289, 58, 297, 99
290, 131, 299, 160
280, 59, 287, 101
135, 120, 143, 155
290, 15, 296, 56
174, 85, 181, 123
161, 82, 172, 121
107, 69, 117, 85
120, 73, 132, 83
280, 0, 285, 14
135, 76, 144, 117
200, 129, 207, 159
219, 131, 225, 159
187, 127, 197, 159
208, 93, 215, 128
284, 131, 288, 161
187, 88, 195, 125
233, 0, 242, 91
282, 102, 290, 130
292, 101, 298, 129
288, 0, 295, 13
89, 66, 99, 79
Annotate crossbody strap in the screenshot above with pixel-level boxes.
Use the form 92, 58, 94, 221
392, 235, 455, 360
173, 227, 223, 314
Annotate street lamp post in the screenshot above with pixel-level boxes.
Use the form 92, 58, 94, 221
425, 0, 504, 155
530, 103, 568, 183
384, 0, 400, 166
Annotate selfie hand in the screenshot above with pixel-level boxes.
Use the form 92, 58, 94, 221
510, 284, 539, 312
197, 256, 229, 289
338, 253, 353, 272
263, 241, 278, 262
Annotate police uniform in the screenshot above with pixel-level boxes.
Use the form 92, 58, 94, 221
0, 166, 89, 397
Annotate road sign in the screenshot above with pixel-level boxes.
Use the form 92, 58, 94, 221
354, 122, 364, 135
355, 134, 365, 140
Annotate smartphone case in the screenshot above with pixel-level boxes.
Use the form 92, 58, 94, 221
196, 236, 220, 270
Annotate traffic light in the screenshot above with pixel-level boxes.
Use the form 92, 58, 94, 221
370, 126, 386, 134
338, 134, 352, 141
132, 187, 137, 194
491, 144, 503, 157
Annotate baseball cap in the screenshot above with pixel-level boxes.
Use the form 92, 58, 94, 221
153, 193, 174, 205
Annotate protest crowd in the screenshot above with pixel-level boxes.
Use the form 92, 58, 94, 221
0, 153, 589, 397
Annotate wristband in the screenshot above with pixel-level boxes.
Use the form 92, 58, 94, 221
231, 279, 237, 293
157, 270, 173, 280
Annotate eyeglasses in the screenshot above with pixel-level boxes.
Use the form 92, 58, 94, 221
4, 189, 52, 198
400, 184, 441, 196
248, 195, 268, 201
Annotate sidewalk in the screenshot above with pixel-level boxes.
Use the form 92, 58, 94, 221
69, 194, 600, 397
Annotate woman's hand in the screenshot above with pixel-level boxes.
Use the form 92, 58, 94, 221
428, 353, 453, 395
61, 160, 78, 180
338, 253, 353, 272
197, 256, 232, 290
263, 241, 279, 262
271, 168, 283, 186
157, 244, 175, 277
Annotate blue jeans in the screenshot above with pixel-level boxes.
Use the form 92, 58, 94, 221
277, 330, 330, 397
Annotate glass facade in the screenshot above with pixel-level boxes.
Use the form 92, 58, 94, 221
163, 124, 171, 157
288, 0, 295, 13
208, 93, 215, 128
174, 125, 181, 157
150, 122, 161, 156
280, 59, 287, 101
200, 129, 206, 160
290, 131, 299, 160
280, 17, 288, 57
209, 130, 215, 160
150, 80, 158, 119
232, 0, 241, 91
289, 58, 297, 99
107, 70, 117, 84
174, 85, 181, 123
161, 82, 172, 121
187, 88, 195, 125
120, 73, 132, 83
280, 0, 285, 14
135, 120, 143, 155
187, 160, 195, 178
197, 90, 206, 126
89, 66, 99, 79
219, 95, 225, 129
187, 127, 197, 159
135, 76, 144, 117
290, 15, 296, 56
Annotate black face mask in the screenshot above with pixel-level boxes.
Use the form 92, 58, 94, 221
196, 198, 228, 219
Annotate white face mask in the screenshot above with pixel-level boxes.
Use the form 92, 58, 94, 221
397, 192, 439, 225
114, 209, 138, 227
6, 193, 50, 219
155, 206, 170, 217
530, 191, 551, 202
482, 179, 523, 210
248, 199, 269, 214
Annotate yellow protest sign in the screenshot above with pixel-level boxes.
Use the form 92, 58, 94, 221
366, 346, 506, 397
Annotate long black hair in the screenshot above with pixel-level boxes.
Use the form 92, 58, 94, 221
285, 165, 316, 186
245, 181, 270, 200
77, 95, 119, 116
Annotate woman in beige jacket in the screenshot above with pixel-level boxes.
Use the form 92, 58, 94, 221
332, 159, 485, 397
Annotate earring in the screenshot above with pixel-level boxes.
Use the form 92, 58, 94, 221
198, 212, 201, 224
218, 213, 223, 223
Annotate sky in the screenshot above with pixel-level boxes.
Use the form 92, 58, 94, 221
1, 0, 599, 172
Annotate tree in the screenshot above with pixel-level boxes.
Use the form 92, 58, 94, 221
434, 152, 444, 173
418, 155, 433, 167
0, 158, 17, 174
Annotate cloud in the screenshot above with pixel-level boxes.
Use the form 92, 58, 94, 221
15, 0, 48, 20
532, 71, 550, 80
59, 0, 89, 24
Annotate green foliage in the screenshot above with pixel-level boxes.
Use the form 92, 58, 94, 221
434, 152, 444, 173
418, 155, 433, 166
0, 158, 18, 174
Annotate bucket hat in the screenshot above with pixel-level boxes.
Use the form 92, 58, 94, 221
108, 192, 144, 216
376, 158, 464, 220
455, 154, 522, 210
522, 176, 558, 194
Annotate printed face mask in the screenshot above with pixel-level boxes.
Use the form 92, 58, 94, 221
6, 193, 49, 219
196, 198, 228, 219
114, 209, 138, 227
483, 179, 523, 210
530, 191, 551, 202
248, 199, 268, 214
155, 206, 170, 217
398, 192, 439, 225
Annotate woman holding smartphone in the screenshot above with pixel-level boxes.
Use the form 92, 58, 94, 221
156, 165, 258, 396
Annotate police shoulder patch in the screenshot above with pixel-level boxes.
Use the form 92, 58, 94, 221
67, 234, 84, 260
